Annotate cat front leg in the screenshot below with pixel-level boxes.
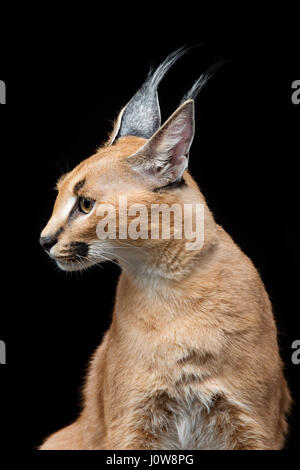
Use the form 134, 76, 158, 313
39, 418, 86, 450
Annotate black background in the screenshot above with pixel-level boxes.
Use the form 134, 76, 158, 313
0, 13, 299, 458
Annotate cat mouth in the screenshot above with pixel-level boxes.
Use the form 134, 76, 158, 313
48, 242, 91, 271
48, 243, 117, 272
49, 251, 92, 272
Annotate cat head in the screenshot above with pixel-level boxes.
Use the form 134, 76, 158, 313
40, 49, 217, 276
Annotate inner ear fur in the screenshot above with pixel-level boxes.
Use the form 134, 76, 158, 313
128, 100, 195, 185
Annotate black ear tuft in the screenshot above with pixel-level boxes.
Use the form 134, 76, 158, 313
180, 60, 227, 104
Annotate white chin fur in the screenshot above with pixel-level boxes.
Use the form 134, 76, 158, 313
56, 261, 82, 272
56, 258, 96, 272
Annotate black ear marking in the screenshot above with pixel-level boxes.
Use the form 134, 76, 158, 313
110, 47, 189, 144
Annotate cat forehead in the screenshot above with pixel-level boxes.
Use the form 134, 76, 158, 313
56, 136, 147, 192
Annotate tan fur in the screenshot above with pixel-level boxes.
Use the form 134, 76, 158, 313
40, 135, 291, 450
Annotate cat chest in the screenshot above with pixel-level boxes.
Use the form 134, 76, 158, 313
142, 391, 227, 450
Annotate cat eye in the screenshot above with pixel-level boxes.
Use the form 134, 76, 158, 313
78, 197, 95, 214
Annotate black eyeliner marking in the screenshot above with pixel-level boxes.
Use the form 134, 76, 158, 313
67, 199, 79, 221
152, 178, 187, 193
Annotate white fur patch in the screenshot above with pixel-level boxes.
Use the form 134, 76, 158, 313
154, 393, 229, 450
56, 195, 77, 221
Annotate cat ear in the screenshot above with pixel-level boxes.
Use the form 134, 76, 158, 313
108, 48, 188, 145
128, 100, 195, 185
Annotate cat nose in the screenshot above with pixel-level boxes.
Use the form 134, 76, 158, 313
39, 235, 57, 252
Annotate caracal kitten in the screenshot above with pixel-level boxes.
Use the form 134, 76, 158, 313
40, 49, 291, 450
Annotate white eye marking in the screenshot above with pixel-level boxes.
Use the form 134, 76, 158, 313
51, 196, 77, 227
61, 196, 77, 219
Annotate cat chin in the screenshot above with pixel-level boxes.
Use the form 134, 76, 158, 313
56, 258, 96, 272
55, 251, 116, 272
56, 261, 82, 272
